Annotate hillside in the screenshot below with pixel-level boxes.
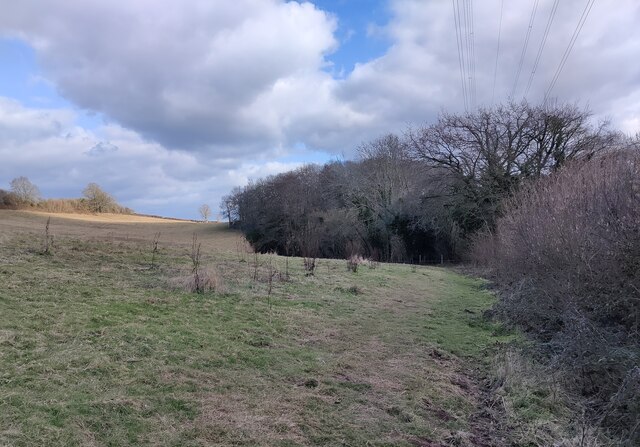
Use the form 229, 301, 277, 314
0, 210, 544, 446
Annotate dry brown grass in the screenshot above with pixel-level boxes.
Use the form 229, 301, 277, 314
0, 209, 242, 253
24, 210, 183, 223
169, 267, 225, 294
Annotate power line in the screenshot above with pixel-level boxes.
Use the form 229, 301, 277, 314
525, 0, 559, 97
462, 0, 472, 108
544, 0, 596, 103
461, 0, 476, 108
511, 0, 540, 98
491, 0, 504, 104
469, 0, 476, 107
452, 0, 469, 111
452, 0, 476, 111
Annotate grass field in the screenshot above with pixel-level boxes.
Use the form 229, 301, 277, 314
0, 210, 515, 446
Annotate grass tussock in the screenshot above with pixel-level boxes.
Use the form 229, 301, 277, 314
168, 266, 225, 294
490, 346, 624, 447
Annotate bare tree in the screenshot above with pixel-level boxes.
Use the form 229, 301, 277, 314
190, 233, 203, 293
83, 183, 116, 213
407, 101, 612, 233
10, 176, 40, 204
352, 134, 417, 260
409, 101, 609, 185
199, 204, 212, 222
220, 187, 241, 226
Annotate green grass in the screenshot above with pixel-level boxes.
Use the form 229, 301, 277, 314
0, 225, 513, 446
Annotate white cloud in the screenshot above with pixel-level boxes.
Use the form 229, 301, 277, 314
1, 0, 638, 154
0, 0, 346, 154
336, 0, 640, 134
0, 98, 303, 218
0, 97, 75, 143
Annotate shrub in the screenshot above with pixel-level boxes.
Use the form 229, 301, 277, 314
347, 254, 369, 272
38, 198, 88, 213
170, 267, 223, 294
473, 149, 640, 442
0, 189, 20, 209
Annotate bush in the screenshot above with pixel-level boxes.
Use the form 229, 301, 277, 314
0, 185, 132, 215
472, 149, 640, 442
38, 198, 88, 213
0, 189, 20, 209
170, 267, 223, 294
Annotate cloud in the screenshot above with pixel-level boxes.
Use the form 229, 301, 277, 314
0, 97, 75, 143
0, 0, 347, 153
337, 0, 640, 135
86, 141, 119, 157
0, 98, 302, 218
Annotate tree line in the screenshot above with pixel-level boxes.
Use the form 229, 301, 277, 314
222, 101, 620, 263
0, 178, 132, 214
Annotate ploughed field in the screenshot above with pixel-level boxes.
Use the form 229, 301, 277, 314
0, 210, 510, 446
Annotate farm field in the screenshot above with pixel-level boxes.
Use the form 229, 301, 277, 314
0, 210, 513, 446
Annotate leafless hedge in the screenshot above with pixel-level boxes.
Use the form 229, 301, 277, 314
0, 189, 20, 208
472, 148, 639, 443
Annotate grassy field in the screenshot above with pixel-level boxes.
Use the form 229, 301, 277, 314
0, 210, 514, 446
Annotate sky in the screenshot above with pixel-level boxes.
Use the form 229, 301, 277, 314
0, 0, 638, 219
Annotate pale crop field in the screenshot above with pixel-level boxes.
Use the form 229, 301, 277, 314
0, 210, 240, 252
0, 210, 514, 446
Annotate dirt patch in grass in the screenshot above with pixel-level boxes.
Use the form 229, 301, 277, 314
195, 392, 305, 445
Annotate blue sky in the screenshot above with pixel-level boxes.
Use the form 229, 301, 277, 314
0, 0, 638, 219
313, 0, 391, 75
0, 39, 104, 129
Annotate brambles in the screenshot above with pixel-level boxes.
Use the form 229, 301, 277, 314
171, 266, 222, 294
473, 149, 640, 442
0, 189, 20, 208
346, 255, 361, 273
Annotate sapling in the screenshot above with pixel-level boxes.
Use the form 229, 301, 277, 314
42, 217, 54, 255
